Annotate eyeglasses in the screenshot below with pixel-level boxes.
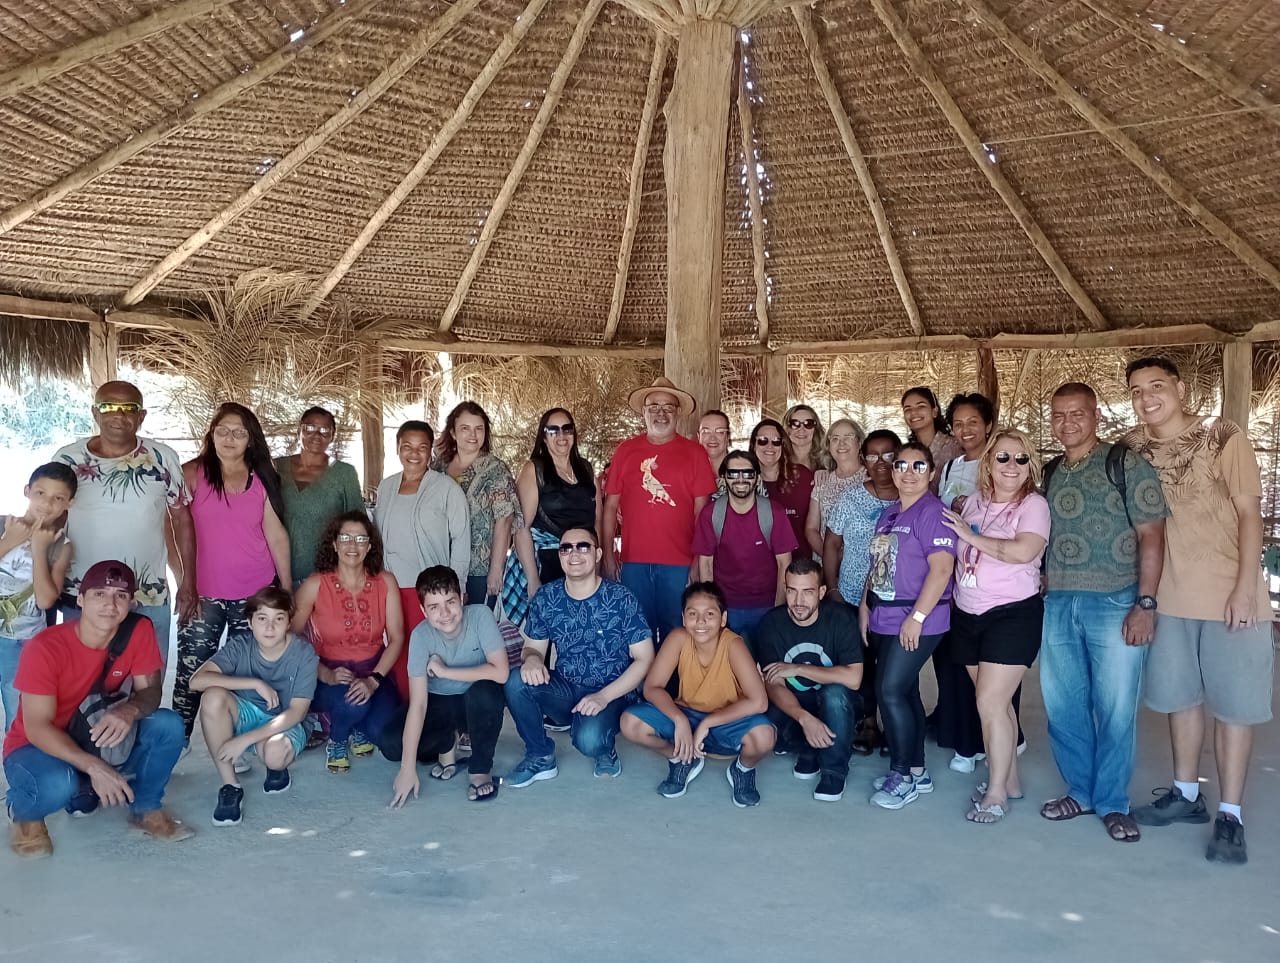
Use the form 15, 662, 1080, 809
645, 404, 677, 416
893, 460, 930, 475
544, 423, 576, 437
336, 533, 371, 544
788, 418, 817, 430
724, 469, 757, 479
994, 451, 1032, 466
214, 426, 249, 440
558, 541, 595, 555
865, 452, 896, 463
301, 424, 335, 437
700, 427, 730, 437
94, 401, 142, 414
828, 433, 858, 444
754, 437, 784, 448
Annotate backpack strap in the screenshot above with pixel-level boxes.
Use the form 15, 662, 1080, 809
93, 611, 142, 695
756, 494, 774, 544
1105, 442, 1132, 527
712, 497, 728, 540
713, 495, 774, 544
1041, 454, 1064, 495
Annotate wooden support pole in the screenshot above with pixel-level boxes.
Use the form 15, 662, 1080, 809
763, 352, 788, 419
976, 347, 999, 421
87, 318, 118, 389
359, 345, 385, 495
663, 19, 735, 421
1222, 340, 1252, 429
737, 37, 771, 344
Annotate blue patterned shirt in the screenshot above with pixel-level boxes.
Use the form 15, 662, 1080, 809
524, 579, 651, 689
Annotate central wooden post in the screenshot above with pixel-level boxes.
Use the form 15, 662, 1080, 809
664, 20, 734, 422
359, 344, 385, 497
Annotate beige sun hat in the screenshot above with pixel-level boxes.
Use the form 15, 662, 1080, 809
627, 376, 697, 417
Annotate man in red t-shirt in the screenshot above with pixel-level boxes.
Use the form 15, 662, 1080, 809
5, 560, 194, 859
602, 377, 718, 643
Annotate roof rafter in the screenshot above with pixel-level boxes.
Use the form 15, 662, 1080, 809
0, 0, 380, 237
0, 0, 235, 101
794, 6, 924, 337
962, 0, 1280, 293
736, 37, 770, 344
308, 0, 554, 324
1080, 0, 1280, 132
117, 0, 483, 307
605, 31, 670, 344
872, 0, 1110, 330
439, 0, 605, 334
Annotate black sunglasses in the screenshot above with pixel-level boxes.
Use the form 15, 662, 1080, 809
558, 541, 594, 555
755, 437, 784, 447
994, 451, 1032, 466
544, 423, 576, 437
724, 468, 757, 479
788, 418, 817, 430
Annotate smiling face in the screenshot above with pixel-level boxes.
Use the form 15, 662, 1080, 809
250, 606, 290, 648
786, 407, 818, 449
212, 413, 249, 461
784, 569, 825, 626
752, 424, 784, 470
892, 444, 933, 499
557, 527, 601, 579
1049, 391, 1099, 453
299, 411, 335, 454
901, 392, 936, 436
643, 390, 679, 442
951, 403, 990, 457
397, 430, 432, 474
334, 518, 372, 567
453, 412, 487, 457
698, 413, 731, 460
722, 454, 758, 501
92, 382, 145, 451
1128, 366, 1185, 434
421, 588, 464, 636
77, 586, 132, 634
988, 436, 1032, 499
863, 436, 896, 489
542, 411, 576, 457
683, 591, 727, 644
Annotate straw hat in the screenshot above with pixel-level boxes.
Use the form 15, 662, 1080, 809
628, 376, 697, 417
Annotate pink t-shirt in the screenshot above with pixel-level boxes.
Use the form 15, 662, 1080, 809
691, 497, 800, 608
953, 493, 1050, 615
191, 469, 276, 600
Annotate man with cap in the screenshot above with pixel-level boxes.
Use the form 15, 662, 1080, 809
602, 377, 718, 644
5, 560, 194, 859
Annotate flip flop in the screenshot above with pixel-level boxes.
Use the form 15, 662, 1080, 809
971, 782, 1025, 804
430, 761, 460, 781
966, 801, 1006, 824
1040, 794, 1095, 821
1102, 811, 1141, 843
467, 780, 499, 802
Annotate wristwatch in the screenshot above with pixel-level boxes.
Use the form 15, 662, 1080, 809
369, 671, 386, 686
1136, 595, 1157, 611
911, 610, 927, 624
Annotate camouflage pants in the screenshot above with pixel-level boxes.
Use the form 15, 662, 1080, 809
172, 596, 249, 739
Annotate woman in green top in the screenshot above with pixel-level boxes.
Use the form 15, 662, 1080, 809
274, 407, 364, 588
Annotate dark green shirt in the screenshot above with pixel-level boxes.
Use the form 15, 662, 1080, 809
274, 456, 364, 586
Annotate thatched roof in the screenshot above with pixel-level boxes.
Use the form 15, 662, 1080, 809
1, 0, 1279, 349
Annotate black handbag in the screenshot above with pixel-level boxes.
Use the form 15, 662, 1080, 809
66, 612, 141, 767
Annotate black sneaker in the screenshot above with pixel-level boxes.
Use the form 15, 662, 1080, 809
212, 784, 244, 826
263, 769, 291, 794
792, 752, 820, 781
1206, 813, 1247, 864
657, 757, 705, 798
1131, 787, 1210, 826
725, 760, 761, 808
543, 715, 570, 733
66, 777, 100, 818
813, 773, 845, 802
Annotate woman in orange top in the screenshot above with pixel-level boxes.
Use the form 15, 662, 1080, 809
620, 582, 775, 807
292, 511, 404, 774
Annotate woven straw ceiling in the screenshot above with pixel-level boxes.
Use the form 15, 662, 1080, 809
1, 0, 1278, 348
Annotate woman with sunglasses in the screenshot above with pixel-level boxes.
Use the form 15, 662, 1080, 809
861, 442, 958, 809
805, 417, 866, 557
750, 419, 814, 550
173, 403, 291, 744
782, 404, 831, 472
514, 408, 598, 591
274, 406, 363, 588
942, 430, 1048, 824
901, 387, 962, 493
292, 511, 405, 773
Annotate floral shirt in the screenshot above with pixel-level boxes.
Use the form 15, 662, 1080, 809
431, 453, 520, 577
53, 437, 191, 606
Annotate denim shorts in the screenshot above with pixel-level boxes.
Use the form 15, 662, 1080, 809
1144, 614, 1274, 724
624, 701, 774, 755
235, 695, 307, 758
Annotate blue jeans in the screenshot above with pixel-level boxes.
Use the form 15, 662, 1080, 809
0, 635, 22, 733
58, 599, 172, 669
625, 701, 775, 755
505, 669, 633, 760
727, 605, 772, 642
767, 683, 858, 779
312, 677, 403, 746
620, 562, 687, 645
3, 708, 185, 821
1040, 588, 1145, 816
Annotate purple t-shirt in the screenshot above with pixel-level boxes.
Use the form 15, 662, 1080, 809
866, 493, 957, 635
692, 497, 800, 608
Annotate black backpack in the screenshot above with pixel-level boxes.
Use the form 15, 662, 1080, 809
1042, 442, 1132, 526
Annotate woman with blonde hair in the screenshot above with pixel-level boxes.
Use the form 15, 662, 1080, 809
805, 417, 865, 557
782, 404, 831, 472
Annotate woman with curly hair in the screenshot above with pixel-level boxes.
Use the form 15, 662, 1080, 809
783, 404, 832, 472
173, 402, 291, 743
751, 418, 814, 549
292, 511, 405, 774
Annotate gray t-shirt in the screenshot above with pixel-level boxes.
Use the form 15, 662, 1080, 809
209, 631, 319, 715
407, 605, 504, 696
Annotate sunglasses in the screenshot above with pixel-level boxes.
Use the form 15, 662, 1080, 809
301, 424, 335, 437
544, 423, 576, 437
645, 404, 677, 416
865, 452, 896, 463
755, 437, 784, 448
335, 533, 371, 544
994, 451, 1032, 466
94, 401, 142, 414
724, 468, 757, 479
893, 460, 930, 475
558, 541, 595, 556
788, 418, 817, 430
214, 426, 249, 440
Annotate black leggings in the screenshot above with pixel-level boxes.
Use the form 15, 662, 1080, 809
871, 630, 945, 776
378, 681, 505, 775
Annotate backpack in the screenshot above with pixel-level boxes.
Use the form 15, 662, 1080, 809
66, 612, 142, 767
711, 494, 774, 544
1042, 442, 1132, 526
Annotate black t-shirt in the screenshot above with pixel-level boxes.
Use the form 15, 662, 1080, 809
752, 600, 862, 694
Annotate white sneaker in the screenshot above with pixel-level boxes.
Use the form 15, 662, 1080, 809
233, 756, 251, 775
949, 752, 983, 773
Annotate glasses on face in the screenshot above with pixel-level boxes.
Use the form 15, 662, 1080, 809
724, 468, 757, 480
700, 427, 730, 437
214, 425, 249, 441
645, 404, 677, 416
788, 418, 817, 430
544, 423, 576, 437
994, 451, 1032, 466
755, 437, 783, 448
301, 424, 334, 437
893, 460, 930, 475
336, 533, 371, 545
828, 433, 858, 444
865, 451, 895, 463
94, 401, 142, 414
558, 541, 594, 556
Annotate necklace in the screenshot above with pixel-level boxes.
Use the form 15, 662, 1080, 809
1061, 441, 1098, 472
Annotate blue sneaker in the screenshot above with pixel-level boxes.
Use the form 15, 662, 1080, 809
66, 776, 99, 818
870, 771, 919, 810
658, 757, 704, 798
725, 759, 761, 808
593, 750, 622, 779
506, 754, 558, 788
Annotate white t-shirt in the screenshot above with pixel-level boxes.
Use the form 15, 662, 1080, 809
939, 456, 980, 506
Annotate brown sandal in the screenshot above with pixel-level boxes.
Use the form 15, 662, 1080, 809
1040, 795, 1095, 821
1102, 812, 1141, 842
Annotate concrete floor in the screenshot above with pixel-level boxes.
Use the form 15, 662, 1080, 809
2, 663, 1278, 963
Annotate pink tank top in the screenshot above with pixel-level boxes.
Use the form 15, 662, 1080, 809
192, 469, 276, 599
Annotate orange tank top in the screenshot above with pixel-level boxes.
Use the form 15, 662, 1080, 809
308, 572, 389, 664
676, 628, 744, 713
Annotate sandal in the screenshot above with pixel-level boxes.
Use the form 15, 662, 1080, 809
430, 760, 460, 781
966, 801, 1006, 824
1102, 811, 1141, 842
971, 782, 1024, 805
1040, 795, 1095, 821
467, 780, 499, 802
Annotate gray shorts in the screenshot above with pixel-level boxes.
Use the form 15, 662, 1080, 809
1143, 615, 1274, 725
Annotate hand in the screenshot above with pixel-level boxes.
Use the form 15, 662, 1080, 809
520, 656, 550, 686
600, 554, 620, 582
29, 523, 63, 553
671, 718, 696, 763
332, 667, 356, 685
87, 759, 134, 807
525, 574, 542, 599
799, 712, 836, 749
899, 618, 923, 651
690, 722, 710, 759
1122, 606, 1156, 646
346, 677, 376, 705
426, 655, 446, 679
486, 570, 502, 598
2, 515, 32, 545
573, 691, 609, 717
175, 581, 199, 624
390, 767, 420, 809
940, 509, 974, 545
858, 603, 870, 646
1225, 586, 1257, 630
216, 735, 251, 765
254, 680, 281, 711
762, 662, 798, 684
89, 707, 135, 749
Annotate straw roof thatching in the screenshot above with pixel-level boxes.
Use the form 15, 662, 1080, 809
0, 0, 1278, 352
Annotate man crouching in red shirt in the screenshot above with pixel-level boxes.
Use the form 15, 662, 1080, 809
5, 560, 194, 858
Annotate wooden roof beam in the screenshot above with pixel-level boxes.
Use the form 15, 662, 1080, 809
0, 0, 235, 102
438, 0, 605, 334
0, 293, 207, 334
962, 0, 1280, 293
872, 0, 1110, 331
118, 0, 482, 307
0, 0, 379, 237
605, 32, 670, 343
795, 6, 924, 337
737, 37, 771, 344
308, 0, 553, 324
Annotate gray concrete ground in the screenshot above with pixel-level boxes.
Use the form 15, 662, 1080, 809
2, 662, 1278, 963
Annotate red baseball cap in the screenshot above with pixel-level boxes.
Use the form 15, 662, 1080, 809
79, 560, 136, 596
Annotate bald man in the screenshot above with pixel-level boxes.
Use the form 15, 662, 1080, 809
53, 381, 196, 667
